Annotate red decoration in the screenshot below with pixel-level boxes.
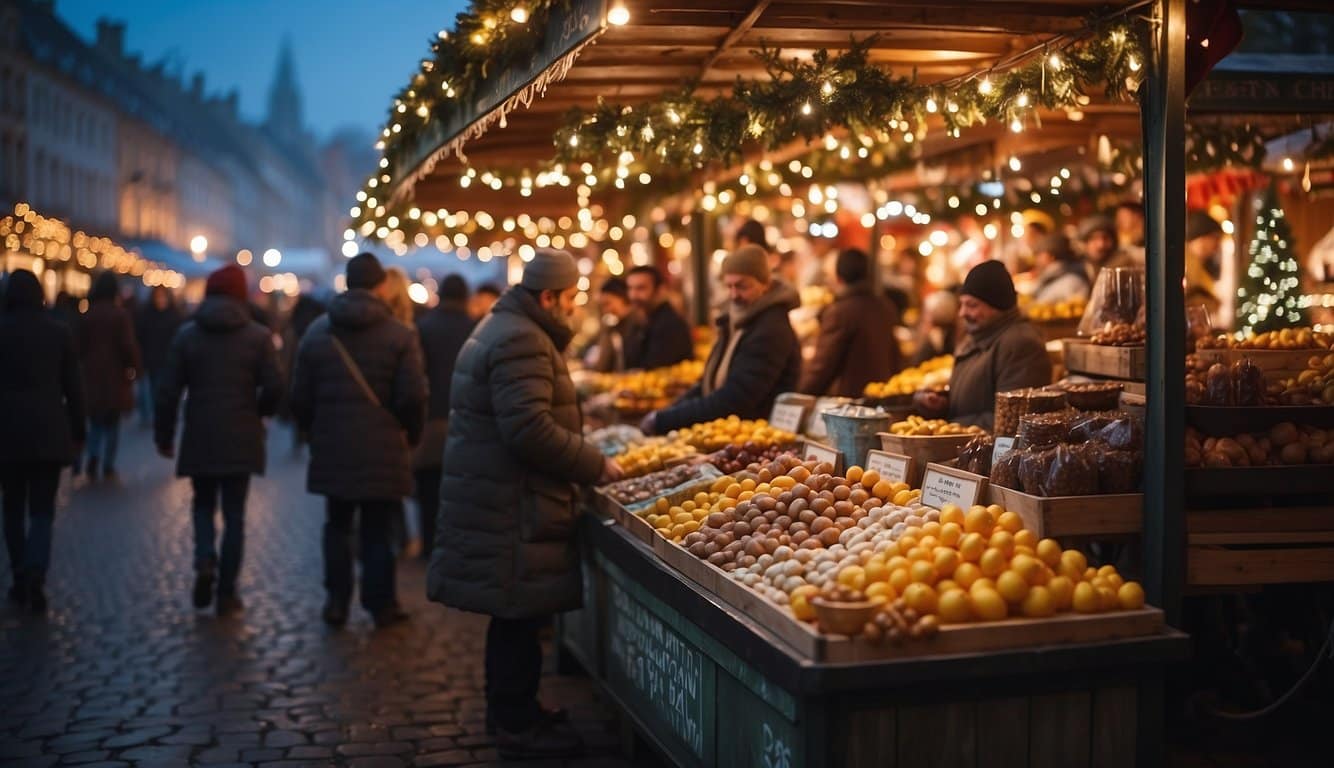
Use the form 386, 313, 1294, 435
1186, 0, 1244, 95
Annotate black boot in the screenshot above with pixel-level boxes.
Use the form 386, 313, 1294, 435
7, 574, 26, 606
496, 719, 584, 760
26, 576, 46, 616
193, 561, 215, 609
372, 603, 409, 629
216, 593, 244, 617
322, 597, 348, 627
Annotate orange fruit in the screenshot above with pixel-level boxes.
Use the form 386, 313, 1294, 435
938, 588, 972, 624
939, 522, 963, 548
837, 565, 866, 590
1072, 581, 1099, 613
872, 480, 894, 499
1010, 554, 1044, 585
997, 510, 1024, 534
903, 583, 939, 615
845, 465, 864, 484
864, 560, 890, 584
939, 504, 965, 527
959, 532, 986, 563
886, 555, 910, 573
1013, 529, 1038, 550
865, 581, 896, 604
979, 547, 1007, 578
1036, 538, 1063, 567
921, 521, 942, 538
888, 568, 912, 594
1021, 585, 1056, 618
953, 562, 982, 589
1060, 549, 1088, 580
1118, 581, 1146, 610
1048, 576, 1075, 611
933, 548, 960, 578
892, 489, 913, 506
969, 587, 1008, 621
910, 560, 938, 585
996, 570, 1029, 604
1097, 586, 1120, 612
936, 579, 959, 594
989, 530, 1016, 557
964, 506, 996, 535
860, 469, 880, 489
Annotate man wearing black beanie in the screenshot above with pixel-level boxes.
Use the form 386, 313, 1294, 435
914, 260, 1051, 430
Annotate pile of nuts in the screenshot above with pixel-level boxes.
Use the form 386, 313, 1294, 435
601, 463, 705, 505
1090, 321, 1146, 346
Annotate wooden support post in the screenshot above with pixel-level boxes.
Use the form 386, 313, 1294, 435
689, 211, 716, 326
1141, 0, 1187, 630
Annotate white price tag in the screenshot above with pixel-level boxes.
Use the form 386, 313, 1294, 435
769, 402, 806, 434
802, 440, 843, 474
920, 463, 985, 511
992, 436, 1016, 466
865, 450, 912, 486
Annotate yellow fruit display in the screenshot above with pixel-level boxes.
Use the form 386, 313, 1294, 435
613, 438, 698, 479
1025, 296, 1087, 323
888, 415, 986, 437
669, 416, 798, 453
1200, 328, 1334, 351
598, 360, 706, 413
864, 355, 953, 398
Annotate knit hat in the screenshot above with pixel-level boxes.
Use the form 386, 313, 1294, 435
520, 249, 579, 291
438, 274, 468, 301
1034, 233, 1076, 262
721, 244, 770, 283
346, 252, 387, 289
961, 260, 1017, 311
205, 264, 248, 302
1187, 211, 1222, 241
1078, 214, 1117, 241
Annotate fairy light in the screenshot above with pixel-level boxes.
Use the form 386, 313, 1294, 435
510, 6, 528, 23
978, 77, 993, 95
607, 3, 629, 25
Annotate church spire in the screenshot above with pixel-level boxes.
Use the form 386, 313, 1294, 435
265, 37, 304, 143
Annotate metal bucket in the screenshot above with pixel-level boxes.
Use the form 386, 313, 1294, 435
821, 405, 891, 469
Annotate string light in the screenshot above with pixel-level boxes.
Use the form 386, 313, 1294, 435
510, 6, 528, 23
607, 2, 629, 25
978, 77, 993, 95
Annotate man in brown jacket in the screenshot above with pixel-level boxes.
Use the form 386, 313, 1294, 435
798, 248, 901, 397
914, 261, 1051, 430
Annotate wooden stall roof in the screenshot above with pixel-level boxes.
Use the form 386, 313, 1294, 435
392, 0, 1328, 220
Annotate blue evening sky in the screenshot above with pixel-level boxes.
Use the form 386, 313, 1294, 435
55, 0, 467, 140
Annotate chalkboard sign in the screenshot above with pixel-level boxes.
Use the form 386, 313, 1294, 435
606, 579, 709, 759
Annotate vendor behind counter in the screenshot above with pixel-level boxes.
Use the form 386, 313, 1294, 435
914, 260, 1051, 430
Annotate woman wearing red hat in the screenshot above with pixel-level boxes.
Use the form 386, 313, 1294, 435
154, 265, 283, 616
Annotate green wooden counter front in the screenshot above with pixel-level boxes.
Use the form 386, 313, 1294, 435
562, 515, 1190, 768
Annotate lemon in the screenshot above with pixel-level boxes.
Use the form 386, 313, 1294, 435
1060, 549, 1088, 580
997, 510, 1024, 534
838, 565, 867, 590
989, 530, 1016, 558
996, 570, 1029, 604
938, 589, 973, 624
979, 547, 1007, 578
865, 581, 896, 604
1118, 581, 1146, 610
888, 568, 912, 594
1036, 538, 1063, 567
939, 522, 963, 547
903, 583, 939, 615
910, 560, 938, 585
953, 562, 982, 589
1072, 581, 1100, 613
1021, 586, 1056, 618
1010, 554, 1044, 585
964, 506, 995, 535
939, 504, 965, 527
892, 489, 912, 506
970, 587, 1009, 621
1013, 529, 1038, 550
933, 548, 960, 578
959, 533, 987, 563
1048, 576, 1075, 611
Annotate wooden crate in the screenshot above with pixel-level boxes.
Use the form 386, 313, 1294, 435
987, 485, 1144, 538
1185, 404, 1334, 436
1187, 505, 1334, 586
1032, 317, 1082, 343
1194, 347, 1320, 382
1062, 339, 1145, 381
1184, 466, 1334, 497
878, 432, 976, 488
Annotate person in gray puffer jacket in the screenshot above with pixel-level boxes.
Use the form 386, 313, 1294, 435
291, 253, 427, 629
155, 265, 283, 617
429, 250, 622, 760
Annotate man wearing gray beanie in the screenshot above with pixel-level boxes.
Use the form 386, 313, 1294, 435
641, 244, 801, 433
429, 249, 621, 759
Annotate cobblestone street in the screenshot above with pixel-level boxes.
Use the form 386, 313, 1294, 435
0, 423, 644, 768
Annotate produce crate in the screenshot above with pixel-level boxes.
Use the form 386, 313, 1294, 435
877, 432, 976, 488
987, 485, 1144, 539
653, 533, 1163, 661
1062, 339, 1145, 380
1194, 347, 1322, 382
1185, 404, 1334, 436
1033, 318, 1082, 343
1187, 506, 1334, 586
1184, 466, 1334, 497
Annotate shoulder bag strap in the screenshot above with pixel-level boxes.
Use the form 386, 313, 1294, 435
329, 335, 382, 408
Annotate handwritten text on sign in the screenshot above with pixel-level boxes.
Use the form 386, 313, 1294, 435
865, 450, 911, 486
802, 440, 842, 473
921, 464, 984, 510
606, 581, 705, 758
769, 403, 806, 434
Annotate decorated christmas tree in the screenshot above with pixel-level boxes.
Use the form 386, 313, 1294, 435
1237, 186, 1306, 335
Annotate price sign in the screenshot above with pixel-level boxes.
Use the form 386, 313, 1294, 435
992, 436, 1016, 466
802, 440, 843, 474
921, 463, 986, 511
768, 402, 807, 434
865, 449, 912, 486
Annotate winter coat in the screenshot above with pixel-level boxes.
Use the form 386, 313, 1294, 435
78, 301, 141, 418
428, 287, 605, 619
414, 300, 474, 469
135, 304, 183, 376
798, 281, 902, 398
625, 300, 694, 371
589, 313, 642, 373
290, 290, 427, 500
653, 281, 801, 432
947, 308, 1052, 430
1032, 262, 1092, 305
0, 308, 86, 465
154, 297, 283, 477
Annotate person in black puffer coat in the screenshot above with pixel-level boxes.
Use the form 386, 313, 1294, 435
291, 253, 427, 629
429, 251, 621, 760
155, 266, 283, 616
412, 274, 474, 560
0, 270, 86, 614
135, 285, 183, 427
642, 245, 801, 433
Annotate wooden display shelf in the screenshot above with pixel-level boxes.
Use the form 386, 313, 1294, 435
1032, 317, 1082, 343
987, 485, 1143, 538
1184, 466, 1334, 497
1185, 404, 1334, 435
878, 432, 977, 488
1062, 339, 1146, 381
1186, 505, 1334, 586
1194, 347, 1321, 381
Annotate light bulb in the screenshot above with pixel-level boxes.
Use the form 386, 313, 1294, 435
925, 98, 937, 113
607, 3, 629, 25
1048, 53, 1062, 70
510, 6, 528, 23
801, 101, 812, 116
978, 77, 993, 95
1016, 92, 1029, 108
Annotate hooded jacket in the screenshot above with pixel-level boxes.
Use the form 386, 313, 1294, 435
0, 274, 86, 465
290, 289, 427, 500
653, 281, 801, 432
154, 296, 283, 477
947, 307, 1052, 430
79, 274, 140, 417
798, 281, 902, 397
429, 287, 605, 619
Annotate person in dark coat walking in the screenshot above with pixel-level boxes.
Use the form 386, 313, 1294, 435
135, 286, 183, 427
78, 271, 141, 480
624, 265, 693, 370
291, 253, 427, 629
0, 270, 86, 614
642, 245, 801, 433
155, 266, 283, 616
798, 248, 902, 397
412, 274, 474, 561
429, 250, 622, 759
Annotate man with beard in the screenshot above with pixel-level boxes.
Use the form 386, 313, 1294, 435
913, 260, 1051, 430
1079, 214, 1133, 282
639, 244, 801, 433
430, 250, 622, 759
624, 265, 693, 370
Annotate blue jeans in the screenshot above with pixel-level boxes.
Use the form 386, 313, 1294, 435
2, 462, 62, 580
136, 375, 155, 425
85, 413, 122, 471
323, 499, 398, 614
191, 475, 250, 596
